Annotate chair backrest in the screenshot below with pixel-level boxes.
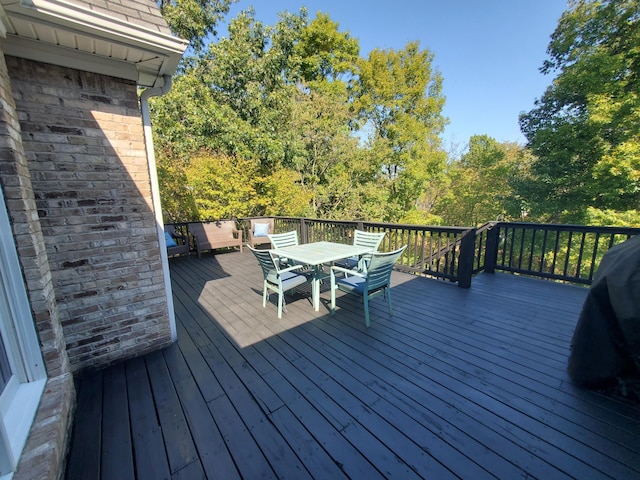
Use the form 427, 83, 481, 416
353, 230, 385, 252
250, 218, 274, 235
365, 246, 407, 291
165, 224, 179, 237
247, 245, 278, 278
188, 221, 237, 240
268, 230, 299, 249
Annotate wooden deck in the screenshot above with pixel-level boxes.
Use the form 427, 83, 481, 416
65, 250, 640, 479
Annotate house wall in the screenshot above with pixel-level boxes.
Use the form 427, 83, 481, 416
0, 50, 69, 380
0, 43, 74, 480
6, 56, 173, 371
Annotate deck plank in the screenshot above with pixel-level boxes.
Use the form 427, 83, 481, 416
162, 344, 241, 480
65, 372, 102, 480
126, 356, 171, 480
145, 350, 199, 475
101, 363, 134, 480
64, 251, 640, 480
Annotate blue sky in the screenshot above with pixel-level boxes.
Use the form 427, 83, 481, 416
223, 1, 569, 148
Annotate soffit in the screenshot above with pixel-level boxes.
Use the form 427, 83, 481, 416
0, 0, 187, 87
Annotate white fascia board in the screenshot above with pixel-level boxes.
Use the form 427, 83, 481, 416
2, 0, 186, 86
2, 33, 139, 81
6, 0, 188, 55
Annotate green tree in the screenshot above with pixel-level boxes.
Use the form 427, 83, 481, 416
434, 135, 531, 226
184, 151, 311, 220
585, 206, 640, 226
203, 10, 306, 167
292, 12, 360, 84
287, 88, 358, 215
152, 7, 455, 224
519, 0, 640, 222
151, 10, 309, 218
282, 12, 375, 218
156, 0, 236, 52
355, 41, 448, 222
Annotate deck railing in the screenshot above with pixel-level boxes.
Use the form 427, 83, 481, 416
479, 222, 640, 285
172, 218, 640, 288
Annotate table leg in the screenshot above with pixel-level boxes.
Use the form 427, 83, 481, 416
312, 266, 320, 311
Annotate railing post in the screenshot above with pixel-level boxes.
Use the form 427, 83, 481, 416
457, 228, 476, 288
300, 218, 309, 244
484, 223, 499, 274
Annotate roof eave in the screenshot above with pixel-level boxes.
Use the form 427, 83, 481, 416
0, 0, 187, 88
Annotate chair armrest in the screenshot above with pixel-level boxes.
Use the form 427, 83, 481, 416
175, 234, 189, 245
330, 266, 366, 278
279, 264, 304, 274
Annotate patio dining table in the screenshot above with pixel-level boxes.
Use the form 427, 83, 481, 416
270, 241, 373, 311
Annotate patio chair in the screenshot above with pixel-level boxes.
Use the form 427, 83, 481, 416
247, 218, 274, 248
164, 224, 190, 258
268, 230, 302, 268
330, 245, 406, 327
247, 245, 310, 319
268, 230, 299, 248
334, 229, 386, 273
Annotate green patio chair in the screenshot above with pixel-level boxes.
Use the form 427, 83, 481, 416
334, 229, 386, 273
268, 230, 310, 270
247, 244, 310, 319
330, 245, 406, 327
268, 230, 299, 253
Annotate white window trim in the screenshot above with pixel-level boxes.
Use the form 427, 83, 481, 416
0, 186, 46, 477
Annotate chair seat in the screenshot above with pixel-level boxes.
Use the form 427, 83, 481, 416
248, 244, 311, 318
336, 275, 388, 297
269, 271, 308, 291
336, 275, 365, 294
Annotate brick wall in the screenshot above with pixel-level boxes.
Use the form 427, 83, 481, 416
0, 44, 74, 480
13, 373, 75, 480
7, 56, 172, 371
0, 50, 70, 378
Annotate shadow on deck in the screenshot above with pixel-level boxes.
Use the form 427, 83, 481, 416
65, 250, 640, 479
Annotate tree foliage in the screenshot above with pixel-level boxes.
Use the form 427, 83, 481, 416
152, 2, 640, 228
519, 0, 640, 222
151, 8, 448, 223
182, 151, 311, 219
156, 0, 236, 52
433, 136, 532, 226
292, 12, 360, 83
355, 42, 448, 221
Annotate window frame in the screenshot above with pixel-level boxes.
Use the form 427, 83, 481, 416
0, 187, 46, 477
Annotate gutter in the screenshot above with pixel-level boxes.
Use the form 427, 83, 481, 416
140, 75, 177, 342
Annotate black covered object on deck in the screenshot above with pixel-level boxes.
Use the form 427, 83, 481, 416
569, 235, 640, 385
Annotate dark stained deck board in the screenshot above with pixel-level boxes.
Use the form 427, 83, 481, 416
126, 356, 171, 480
357, 313, 639, 454
174, 262, 461, 478
172, 278, 377, 478
305, 321, 630, 479
145, 350, 200, 476
279, 318, 568, 479
171, 253, 639, 478
180, 284, 450, 478
101, 363, 134, 480
65, 371, 102, 480
65, 250, 640, 479
161, 344, 241, 480
248, 300, 588, 478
